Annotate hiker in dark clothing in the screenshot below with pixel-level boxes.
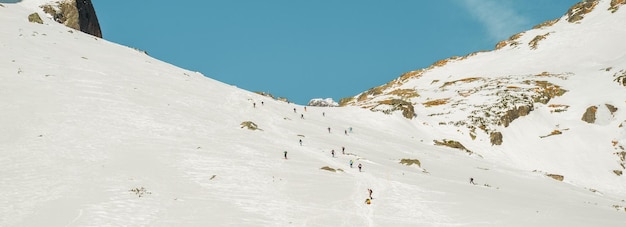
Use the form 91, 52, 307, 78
470, 178, 475, 185
328, 127, 331, 133
331, 150, 335, 157
299, 139, 302, 146
284, 151, 288, 159
358, 163, 362, 172
368, 189, 373, 199
342, 146, 345, 154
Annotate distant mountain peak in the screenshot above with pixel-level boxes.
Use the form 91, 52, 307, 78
308, 98, 339, 107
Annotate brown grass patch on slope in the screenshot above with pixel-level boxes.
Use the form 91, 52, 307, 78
495, 32, 524, 50
539, 129, 564, 138
399, 159, 421, 167
399, 69, 426, 82
434, 139, 473, 154
240, 121, 261, 130
321, 166, 337, 172
423, 98, 450, 107
546, 174, 564, 181
548, 104, 570, 113
338, 97, 355, 106
388, 89, 419, 99
441, 77, 483, 88
536, 72, 551, 77
433, 59, 451, 67
254, 91, 275, 99
357, 82, 395, 102
533, 18, 560, 29
529, 33, 551, 50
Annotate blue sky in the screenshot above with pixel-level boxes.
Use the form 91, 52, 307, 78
93, 0, 579, 105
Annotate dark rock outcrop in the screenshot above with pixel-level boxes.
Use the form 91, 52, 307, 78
28, 13, 43, 24
500, 105, 533, 127
377, 99, 415, 119
581, 106, 598, 123
42, 0, 102, 38
606, 104, 618, 114
567, 0, 599, 23
490, 131, 503, 146
76, 0, 102, 38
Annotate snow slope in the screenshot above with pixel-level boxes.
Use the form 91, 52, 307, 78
345, 0, 626, 197
1, 1, 626, 226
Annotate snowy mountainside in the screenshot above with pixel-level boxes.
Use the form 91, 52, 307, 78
1, 1, 626, 226
308, 98, 339, 107
343, 0, 626, 194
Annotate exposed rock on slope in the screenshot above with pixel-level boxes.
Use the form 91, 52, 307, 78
582, 104, 619, 124
28, 12, 43, 24
609, 0, 626, 12
567, 0, 600, 22
41, 0, 102, 37
582, 105, 596, 124
342, 0, 625, 153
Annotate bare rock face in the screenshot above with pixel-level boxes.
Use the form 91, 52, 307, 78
581, 106, 598, 123
76, 0, 101, 38
490, 132, 503, 146
28, 13, 43, 24
567, 0, 599, 23
500, 105, 533, 127
42, 0, 102, 38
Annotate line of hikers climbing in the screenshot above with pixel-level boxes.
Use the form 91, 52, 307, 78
284, 145, 363, 172
252, 100, 372, 204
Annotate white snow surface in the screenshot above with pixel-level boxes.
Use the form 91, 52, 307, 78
1, 1, 626, 226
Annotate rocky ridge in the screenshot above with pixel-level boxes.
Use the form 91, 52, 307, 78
30, 0, 102, 37
342, 0, 626, 149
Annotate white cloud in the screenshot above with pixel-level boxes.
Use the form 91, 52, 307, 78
459, 0, 529, 41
